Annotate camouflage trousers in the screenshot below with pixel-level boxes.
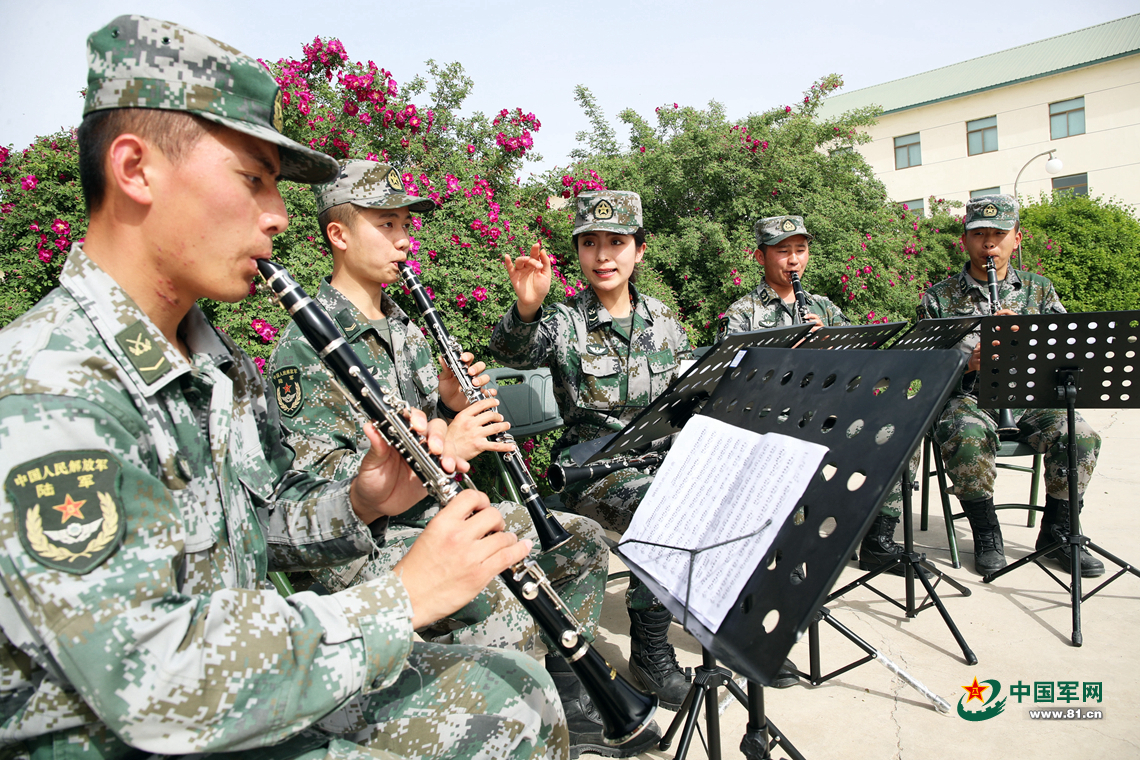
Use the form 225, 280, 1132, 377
17, 644, 567, 760
313, 502, 608, 653
933, 397, 1101, 502
878, 448, 924, 519
560, 464, 660, 612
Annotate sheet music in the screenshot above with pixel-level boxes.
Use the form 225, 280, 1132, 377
619, 415, 827, 632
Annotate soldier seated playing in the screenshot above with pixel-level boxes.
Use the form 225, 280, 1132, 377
0, 16, 566, 760
918, 195, 1104, 577
267, 161, 638, 759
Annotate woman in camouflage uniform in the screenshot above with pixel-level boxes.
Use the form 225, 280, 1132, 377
490, 190, 694, 708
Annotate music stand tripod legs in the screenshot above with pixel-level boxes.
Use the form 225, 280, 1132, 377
983, 369, 1140, 646
825, 466, 978, 665
659, 648, 805, 760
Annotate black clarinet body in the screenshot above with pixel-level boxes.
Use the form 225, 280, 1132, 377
548, 451, 667, 494
396, 261, 572, 552
789, 271, 811, 324
984, 256, 1020, 436
258, 259, 656, 746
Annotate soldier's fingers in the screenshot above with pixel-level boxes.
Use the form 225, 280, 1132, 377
437, 360, 456, 381
424, 417, 448, 455
484, 535, 532, 575
406, 409, 430, 436
466, 360, 486, 377
482, 439, 516, 453
465, 397, 501, 415
471, 373, 493, 389
536, 246, 551, 270
500, 252, 516, 275
528, 240, 542, 258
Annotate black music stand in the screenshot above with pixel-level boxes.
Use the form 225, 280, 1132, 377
582, 325, 810, 464
977, 311, 1140, 646
797, 322, 906, 350
617, 346, 963, 759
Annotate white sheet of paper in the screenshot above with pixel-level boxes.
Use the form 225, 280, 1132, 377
619, 415, 828, 632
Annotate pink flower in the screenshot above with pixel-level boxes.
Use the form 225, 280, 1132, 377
249, 281, 258, 296
251, 318, 279, 343
428, 249, 437, 260
37, 248, 53, 263
733, 277, 742, 285
407, 259, 421, 275
51, 219, 70, 236
522, 438, 536, 453
29, 222, 39, 232
412, 217, 423, 231
841, 274, 849, 283
867, 311, 876, 319
639, 146, 646, 153
424, 286, 434, 299
21, 175, 37, 191
863, 265, 872, 274
466, 144, 476, 154
784, 106, 791, 113
456, 292, 468, 308
565, 286, 576, 297
54, 237, 68, 251
254, 357, 266, 374
473, 286, 488, 302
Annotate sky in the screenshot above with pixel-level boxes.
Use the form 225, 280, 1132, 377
1, 0, 1135, 176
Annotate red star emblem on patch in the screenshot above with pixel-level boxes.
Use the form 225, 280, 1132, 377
962, 677, 989, 703
52, 494, 87, 523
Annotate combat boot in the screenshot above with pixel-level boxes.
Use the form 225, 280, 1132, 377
627, 607, 692, 709
858, 514, 931, 579
546, 655, 661, 758
1036, 495, 1105, 578
960, 497, 1006, 575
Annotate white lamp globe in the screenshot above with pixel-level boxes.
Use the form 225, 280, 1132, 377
1045, 156, 1064, 174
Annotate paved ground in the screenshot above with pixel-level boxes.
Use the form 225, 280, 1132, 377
590, 407, 1140, 759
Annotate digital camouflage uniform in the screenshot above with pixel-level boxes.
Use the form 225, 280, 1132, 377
489, 193, 692, 611
919, 263, 1100, 501
0, 18, 566, 760
268, 278, 608, 652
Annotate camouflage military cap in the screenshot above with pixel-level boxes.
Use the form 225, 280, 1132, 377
755, 216, 814, 247
313, 160, 436, 215
572, 191, 643, 236
84, 15, 338, 184
964, 194, 1019, 231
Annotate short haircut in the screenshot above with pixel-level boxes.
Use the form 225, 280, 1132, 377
77, 108, 215, 214
317, 203, 361, 253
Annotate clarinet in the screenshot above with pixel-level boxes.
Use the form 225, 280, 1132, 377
548, 451, 667, 494
397, 262, 571, 552
258, 259, 656, 746
788, 271, 811, 324
984, 256, 1020, 436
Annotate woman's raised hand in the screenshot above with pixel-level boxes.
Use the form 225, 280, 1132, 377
501, 241, 552, 322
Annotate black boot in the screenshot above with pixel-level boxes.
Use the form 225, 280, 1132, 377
858, 514, 932, 578
960, 497, 1007, 575
627, 607, 692, 709
546, 655, 660, 758
1036, 495, 1105, 578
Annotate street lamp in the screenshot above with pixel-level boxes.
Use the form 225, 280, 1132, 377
1013, 149, 1063, 268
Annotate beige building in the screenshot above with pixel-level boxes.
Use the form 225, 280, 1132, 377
817, 14, 1140, 216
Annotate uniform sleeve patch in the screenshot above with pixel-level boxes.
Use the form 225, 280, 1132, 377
272, 366, 305, 417
7, 451, 126, 575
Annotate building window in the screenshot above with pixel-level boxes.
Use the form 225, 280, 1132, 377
1050, 97, 1085, 139
971, 187, 1001, 199
894, 133, 921, 169
1052, 173, 1088, 196
901, 199, 925, 217
967, 116, 998, 155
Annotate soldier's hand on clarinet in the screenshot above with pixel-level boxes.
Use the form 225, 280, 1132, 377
970, 308, 1016, 371
501, 241, 552, 323
804, 312, 824, 330
437, 351, 495, 411
394, 490, 532, 628
350, 414, 466, 523
445, 396, 515, 460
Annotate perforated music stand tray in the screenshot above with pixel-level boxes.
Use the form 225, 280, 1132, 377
798, 322, 906, 350
977, 310, 1140, 646
888, 316, 982, 351
582, 325, 810, 465
616, 346, 965, 685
